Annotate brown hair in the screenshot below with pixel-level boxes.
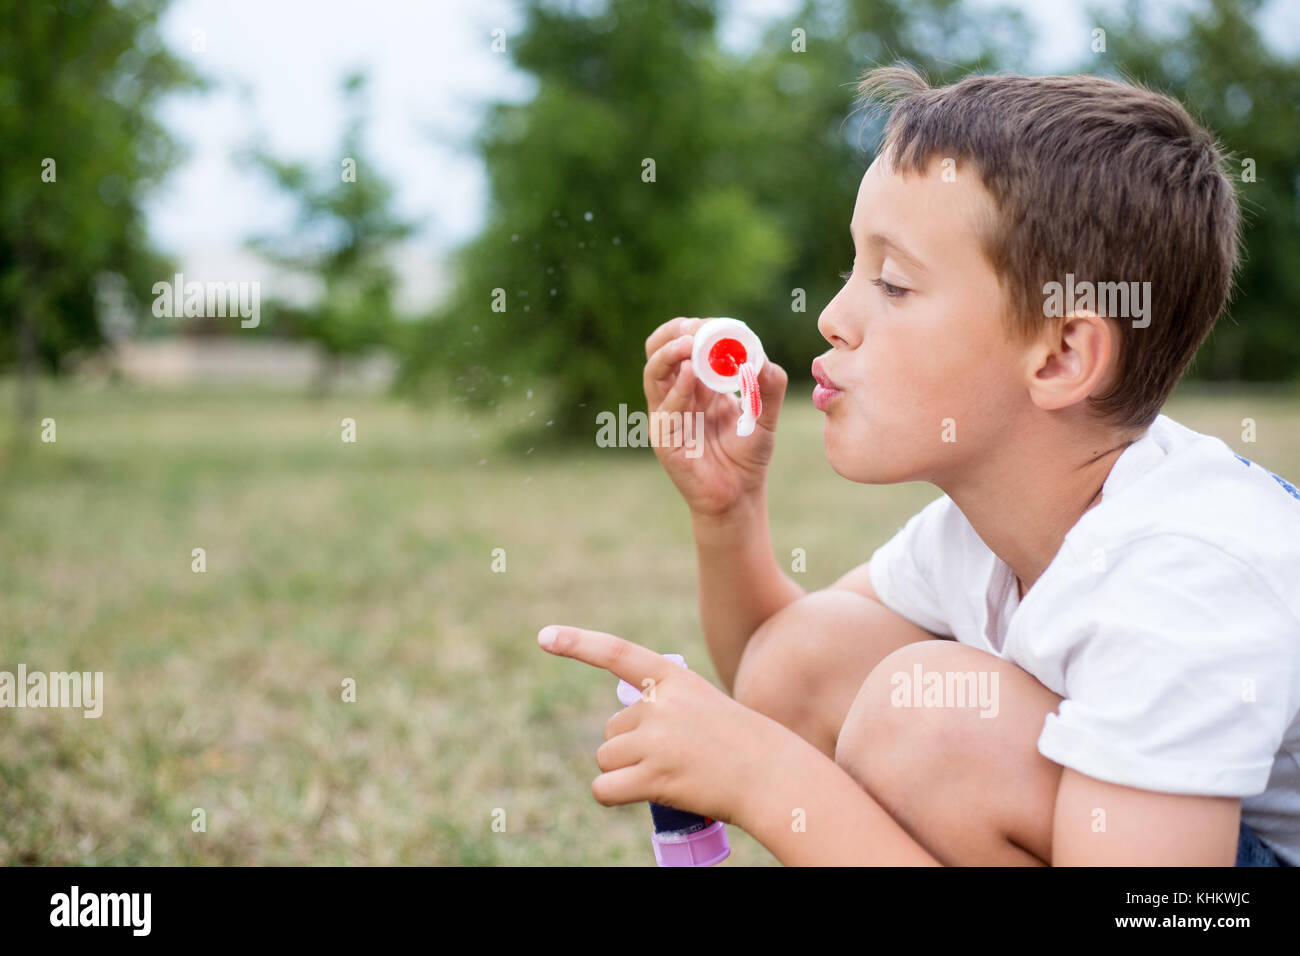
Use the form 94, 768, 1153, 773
855, 64, 1241, 430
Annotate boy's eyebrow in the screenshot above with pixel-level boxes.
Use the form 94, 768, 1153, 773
850, 221, 929, 275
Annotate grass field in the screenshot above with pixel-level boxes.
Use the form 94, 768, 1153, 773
2, 377, 1298, 865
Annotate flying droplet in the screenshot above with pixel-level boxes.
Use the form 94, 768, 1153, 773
511, 234, 519, 242
584, 211, 593, 221
526, 389, 533, 399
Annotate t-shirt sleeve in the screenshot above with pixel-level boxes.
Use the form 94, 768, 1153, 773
1036, 534, 1300, 796
867, 495, 955, 637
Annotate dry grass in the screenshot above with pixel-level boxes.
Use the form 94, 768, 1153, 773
1, 377, 1296, 864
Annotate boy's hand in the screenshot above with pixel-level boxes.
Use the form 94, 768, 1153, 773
642, 317, 788, 518
536, 623, 783, 826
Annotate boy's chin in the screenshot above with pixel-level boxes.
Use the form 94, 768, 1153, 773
827, 459, 900, 485
823, 430, 916, 485
823, 445, 891, 485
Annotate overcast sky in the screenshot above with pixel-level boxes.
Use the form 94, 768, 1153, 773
141, 0, 1298, 311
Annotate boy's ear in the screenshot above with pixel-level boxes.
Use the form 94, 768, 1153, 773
1024, 310, 1117, 412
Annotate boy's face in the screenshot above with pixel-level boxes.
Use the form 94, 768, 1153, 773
816, 150, 1030, 484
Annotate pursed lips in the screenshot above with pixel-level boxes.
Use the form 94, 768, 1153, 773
811, 357, 843, 391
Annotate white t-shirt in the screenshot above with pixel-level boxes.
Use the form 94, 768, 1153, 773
867, 413, 1300, 865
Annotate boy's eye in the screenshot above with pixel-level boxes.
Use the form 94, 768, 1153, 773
840, 269, 909, 299
871, 277, 908, 298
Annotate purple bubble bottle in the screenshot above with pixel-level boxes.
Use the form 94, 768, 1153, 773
616, 654, 731, 866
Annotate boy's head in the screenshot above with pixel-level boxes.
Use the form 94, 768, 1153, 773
816, 65, 1240, 485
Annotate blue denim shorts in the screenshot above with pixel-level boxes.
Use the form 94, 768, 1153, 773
1236, 821, 1290, 867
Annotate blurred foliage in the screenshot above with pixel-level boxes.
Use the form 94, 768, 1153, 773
0, 0, 202, 430
403, 0, 792, 436
1084, 0, 1300, 382
242, 71, 415, 390
400, 0, 1030, 441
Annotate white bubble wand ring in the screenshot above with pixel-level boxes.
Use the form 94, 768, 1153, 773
689, 317, 765, 438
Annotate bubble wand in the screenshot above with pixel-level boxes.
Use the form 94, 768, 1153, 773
689, 318, 765, 436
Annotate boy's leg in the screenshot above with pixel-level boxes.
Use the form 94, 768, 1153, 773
731, 588, 948, 760
834, 639, 1064, 866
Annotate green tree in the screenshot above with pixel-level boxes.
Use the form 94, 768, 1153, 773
0, 0, 201, 442
405, 0, 793, 440
1081, 0, 1300, 383
405, 0, 1026, 443
243, 71, 415, 392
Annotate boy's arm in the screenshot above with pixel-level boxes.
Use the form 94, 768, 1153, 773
735, 722, 942, 865
827, 558, 880, 601
1051, 769, 1240, 865
692, 488, 805, 696
1029, 536, 1291, 865
736, 731, 1241, 865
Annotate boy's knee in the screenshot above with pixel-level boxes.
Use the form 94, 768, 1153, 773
834, 641, 972, 794
835, 641, 1064, 864
732, 602, 811, 719
732, 591, 844, 729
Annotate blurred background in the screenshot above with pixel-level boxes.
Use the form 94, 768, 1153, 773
2, 0, 1299, 865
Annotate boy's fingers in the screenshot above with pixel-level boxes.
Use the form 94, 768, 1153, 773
645, 316, 701, 360
595, 731, 643, 772
757, 359, 787, 424
591, 765, 648, 808
537, 625, 672, 687
656, 357, 696, 418
643, 333, 694, 394
606, 702, 646, 740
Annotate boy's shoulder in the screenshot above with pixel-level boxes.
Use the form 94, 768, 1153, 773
890, 413, 1300, 623
915, 412, 1300, 556
1070, 413, 1300, 541
1058, 413, 1300, 623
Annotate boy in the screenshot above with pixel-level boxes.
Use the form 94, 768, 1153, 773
625, 66, 1300, 865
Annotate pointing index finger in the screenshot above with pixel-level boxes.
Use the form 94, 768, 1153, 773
537, 625, 672, 687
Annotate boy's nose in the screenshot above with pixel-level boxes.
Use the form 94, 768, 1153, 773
817, 294, 858, 349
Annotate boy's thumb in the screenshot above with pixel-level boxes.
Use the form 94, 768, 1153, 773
757, 360, 787, 420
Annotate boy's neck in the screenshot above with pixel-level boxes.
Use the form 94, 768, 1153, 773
939, 417, 1140, 598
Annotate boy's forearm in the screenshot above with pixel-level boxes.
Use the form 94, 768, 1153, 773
736, 726, 942, 866
691, 488, 804, 695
